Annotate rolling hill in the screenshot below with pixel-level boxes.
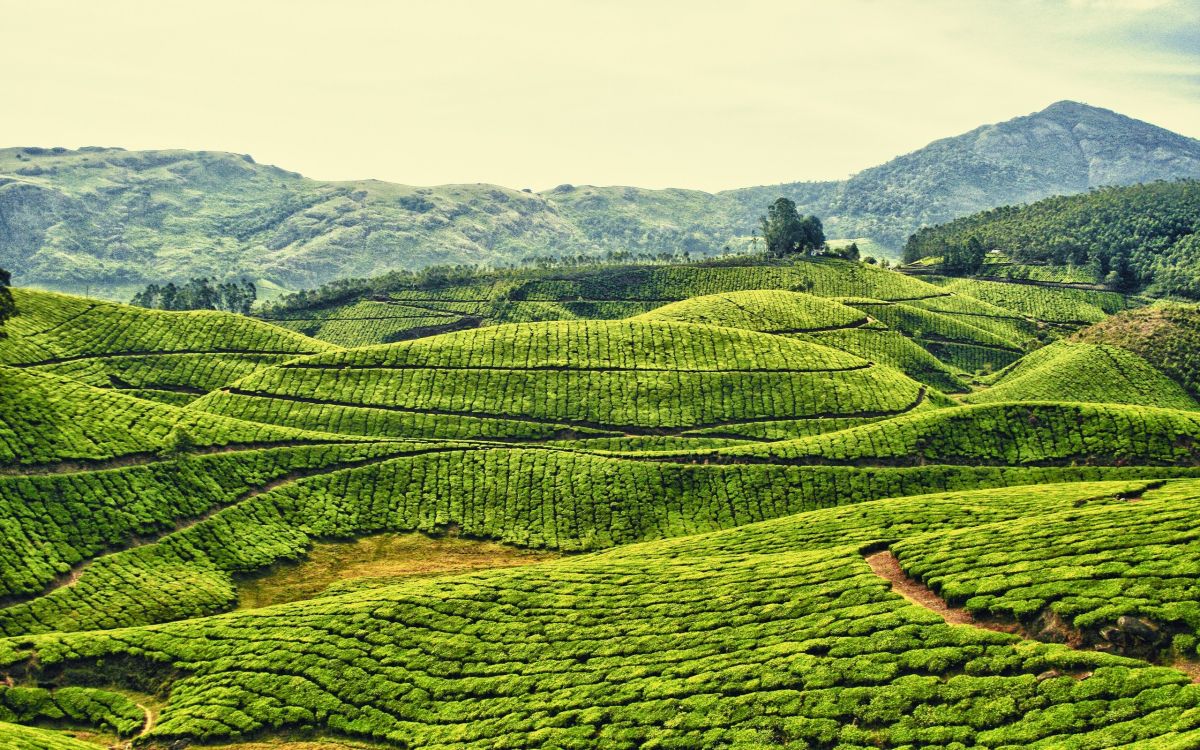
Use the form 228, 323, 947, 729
4, 101, 1199, 299
8, 259, 1200, 748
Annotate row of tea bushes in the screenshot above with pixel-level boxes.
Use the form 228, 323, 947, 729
0, 442, 402, 599
718, 403, 1200, 467
4, 509, 1200, 748
892, 479, 1200, 656
0, 288, 331, 366
0, 444, 1188, 635
968, 342, 1199, 410
634, 291, 866, 333
0, 685, 143, 737
0, 368, 328, 466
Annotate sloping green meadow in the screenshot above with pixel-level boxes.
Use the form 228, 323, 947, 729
6, 268, 1200, 748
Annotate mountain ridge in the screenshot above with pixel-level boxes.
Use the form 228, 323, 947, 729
3, 100, 1199, 298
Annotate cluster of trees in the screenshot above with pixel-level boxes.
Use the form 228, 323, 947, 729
903, 180, 1200, 294
759, 198, 826, 257
131, 277, 257, 313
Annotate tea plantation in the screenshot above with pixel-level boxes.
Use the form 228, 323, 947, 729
8, 256, 1200, 748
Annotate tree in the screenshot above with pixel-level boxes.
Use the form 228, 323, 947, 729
827, 241, 860, 261
943, 236, 987, 275
760, 198, 825, 257
0, 267, 14, 337
130, 277, 257, 313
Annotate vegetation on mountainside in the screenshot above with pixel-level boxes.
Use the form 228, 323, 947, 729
7, 254, 1200, 748
0, 721, 112, 749
904, 180, 1200, 296
634, 290, 865, 332
7, 103, 1200, 298
892, 479, 1200, 661
0, 367, 331, 466
1073, 304, 1200, 398
258, 257, 1105, 389
0, 685, 144, 737
718, 402, 1200, 466
193, 319, 935, 443
1, 288, 332, 404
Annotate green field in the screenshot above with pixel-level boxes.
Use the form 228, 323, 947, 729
8, 255, 1200, 748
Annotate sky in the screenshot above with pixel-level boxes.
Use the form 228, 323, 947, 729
1, 0, 1198, 191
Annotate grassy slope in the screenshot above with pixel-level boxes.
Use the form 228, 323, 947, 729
263, 258, 1092, 386
1073, 303, 1200, 398
634, 290, 865, 332
6, 481, 1200, 747
716, 402, 1200, 466
191, 319, 936, 442
967, 341, 1199, 410
8, 263, 1200, 748
0, 367, 346, 466
1, 288, 334, 405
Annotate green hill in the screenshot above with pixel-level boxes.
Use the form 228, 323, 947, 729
193, 319, 936, 443
6, 480, 1200, 747
717, 402, 1200, 467
0, 366, 340, 466
1, 288, 334, 404
634, 290, 866, 332
8, 252, 1200, 748
967, 341, 1199, 410
262, 257, 1104, 388
1072, 303, 1200, 398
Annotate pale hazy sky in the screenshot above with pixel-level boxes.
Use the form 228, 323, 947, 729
2, 0, 1197, 191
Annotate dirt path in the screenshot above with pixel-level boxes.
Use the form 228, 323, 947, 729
136, 702, 157, 736
864, 549, 1015, 633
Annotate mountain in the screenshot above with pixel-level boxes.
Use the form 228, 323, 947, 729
725, 100, 1200, 246
3, 101, 1199, 299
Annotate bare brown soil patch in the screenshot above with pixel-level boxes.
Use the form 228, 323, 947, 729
237, 532, 560, 609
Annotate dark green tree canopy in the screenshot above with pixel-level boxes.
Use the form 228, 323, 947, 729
131, 278, 257, 314
760, 198, 826, 257
902, 180, 1200, 296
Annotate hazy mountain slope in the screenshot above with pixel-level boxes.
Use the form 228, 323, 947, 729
726, 101, 1200, 246
0, 147, 589, 294
3, 101, 1199, 298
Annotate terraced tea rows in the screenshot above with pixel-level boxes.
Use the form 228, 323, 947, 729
968, 342, 1199, 410
194, 320, 937, 442
891, 480, 1200, 663
716, 403, 1200, 467
264, 259, 1097, 382
1, 289, 333, 404
5, 272, 1200, 749
0, 368, 333, 467
6, 480, 1200, 748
